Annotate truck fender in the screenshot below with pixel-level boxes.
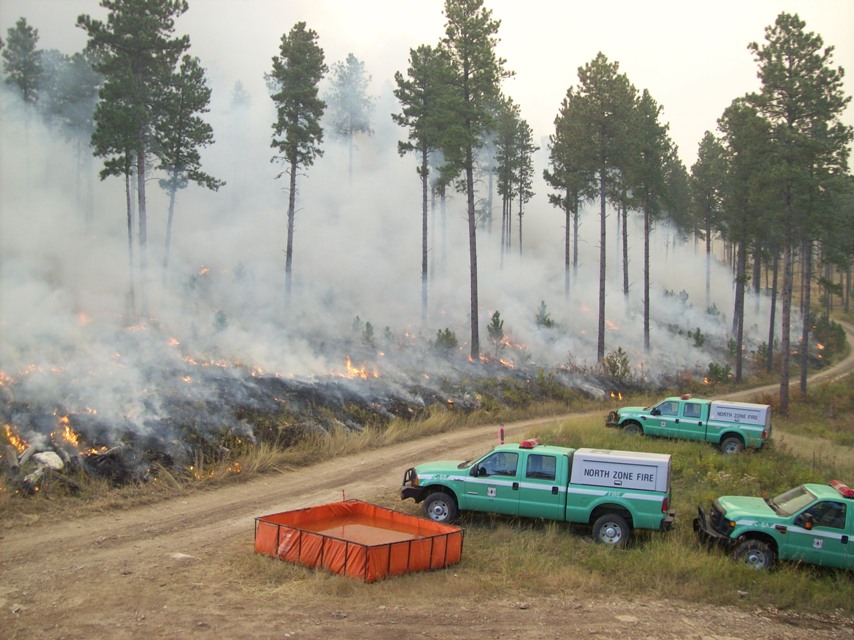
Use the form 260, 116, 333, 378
418, 484, 459, 504
622, 421, 643, 436
589, 504, 633, 528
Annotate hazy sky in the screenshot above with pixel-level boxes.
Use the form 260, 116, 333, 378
1, 0, 852, 167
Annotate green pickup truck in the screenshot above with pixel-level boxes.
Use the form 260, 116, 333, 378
400, 439, 674, 546
694, 480, 854, 571
606, 394, 771, 453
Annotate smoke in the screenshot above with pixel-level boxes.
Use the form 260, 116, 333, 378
0, 34, 784, 468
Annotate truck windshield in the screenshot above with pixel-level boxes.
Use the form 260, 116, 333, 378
768, 485, 816, 516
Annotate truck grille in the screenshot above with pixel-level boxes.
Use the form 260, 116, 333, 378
709, 501, 728, 533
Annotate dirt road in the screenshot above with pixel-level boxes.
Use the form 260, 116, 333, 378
2, 324, 853, 640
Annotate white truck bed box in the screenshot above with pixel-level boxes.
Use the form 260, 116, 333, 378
708, 401, 771, 427
570, 448, 671, 492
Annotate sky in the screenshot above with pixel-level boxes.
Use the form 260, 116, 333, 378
1, 0, 853, 167
0, 1, 852, 449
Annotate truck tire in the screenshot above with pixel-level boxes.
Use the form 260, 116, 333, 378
623, 422, 643, 436
734, 539, 776, 570
592, 513, 630, 547
422, 492, 459, 524
720, 436, 744, 454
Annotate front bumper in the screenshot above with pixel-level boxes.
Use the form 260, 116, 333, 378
400, 467, 425, 502
693, 506, 736, 547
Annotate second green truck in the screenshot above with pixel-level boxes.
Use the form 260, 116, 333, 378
400, 438, 674, 546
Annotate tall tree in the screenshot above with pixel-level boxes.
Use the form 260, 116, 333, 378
439, 0, 511, 361
628, 88, 671, 352
2, 17, 42, 105
269, 22, 327, 300
393, 44, 449, 328
494, 96, 520, 257
78, 0, 191, 317
690, 131, 727, 310
718, 99, 773, 381
571, 53, 637, 361
545, 87, 593, 299
157, 54, 224, 283
38, 49, 101, 229
327, 52, 374, 181
747, 12, 852, 413
514, 115, 537, 256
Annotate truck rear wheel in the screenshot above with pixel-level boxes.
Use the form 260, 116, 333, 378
720, 436, 744, 454
623, 422, 643, 436
592, 513, 630, 546
422, 492, 459, 524
734, 539, 776, 570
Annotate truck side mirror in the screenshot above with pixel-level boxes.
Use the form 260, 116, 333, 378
650, 408, 660, 416
795, 513, 814, 530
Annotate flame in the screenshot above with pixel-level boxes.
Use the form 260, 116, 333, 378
55, 415, 80, 447
606, 320, 620, 331
168, 337, 180, 347
4, 424, 29, 453
77, 312, 92, 325
340, 356, 378, 379
182, 376, 192, 383
198, 266, 210, 276
0, 371, 12, 386
610, 391, 623, 401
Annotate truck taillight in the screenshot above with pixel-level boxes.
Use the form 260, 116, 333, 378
761, 429, 768, 439
661, 497, 669, 513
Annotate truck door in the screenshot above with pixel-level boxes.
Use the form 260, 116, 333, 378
644, 400, 681, 437
783, 500, 850, 569
670, 401, 705, 441
463, 450, 520, 516
517, 453, 564, 520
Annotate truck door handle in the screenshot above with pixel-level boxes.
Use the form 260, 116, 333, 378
551, 486, 558, 495
512, 482, 519, 490
842, 535, 849, 544
675, 419, 679, 424
775, 525, 787, 534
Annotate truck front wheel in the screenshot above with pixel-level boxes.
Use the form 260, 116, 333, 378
734, 539, 776, 570
422, 492, 459, 524
592, 513, 630, 546
720, 436, 744, 454
623, 422, 643, 436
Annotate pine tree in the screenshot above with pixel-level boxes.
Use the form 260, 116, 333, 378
269, 22, 327, 300
628, 89, 672, 352
690, 131, 727, 310
439, 0, 511, 361
393, 44, 450, 328
327, 52, 374, 181
570, 53, 637, 361
718, 99, 774, 381
78, 0, 191, 316
545, 87, 594, 300
2, 17, 42, 105
157, 54, 224, 283
746, 12, 852, 412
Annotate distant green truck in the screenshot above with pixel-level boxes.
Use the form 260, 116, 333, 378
694, 480, 854, 571
606, 394, 771, 453
400, 439, 674, 546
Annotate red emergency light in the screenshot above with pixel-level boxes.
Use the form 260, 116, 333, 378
680, 393, 693, 400
519, 438, 542, 449
830, 480, 854, 499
